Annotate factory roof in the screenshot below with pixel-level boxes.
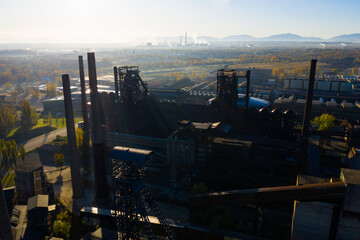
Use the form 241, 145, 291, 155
16, 152, 42, 173
109, 146, 153, 165
27, 194, 49, 211
341, 168, 360, 185
213, 137, 252, 148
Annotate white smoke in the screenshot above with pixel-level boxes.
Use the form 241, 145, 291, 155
191, 33, 210, 46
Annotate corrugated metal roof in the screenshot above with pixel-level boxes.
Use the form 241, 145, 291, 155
108, 146, 152, 165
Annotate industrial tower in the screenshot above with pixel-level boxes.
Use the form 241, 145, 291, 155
110, 146, 177, 240
117, 66, 148, 105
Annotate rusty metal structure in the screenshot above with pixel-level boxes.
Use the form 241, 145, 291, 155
117, 66, 148, 105
216, 69, 238, 109
110, 146, 176, 240
215, 69, 252, 110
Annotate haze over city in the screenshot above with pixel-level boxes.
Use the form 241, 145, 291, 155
0, 0, 359, 43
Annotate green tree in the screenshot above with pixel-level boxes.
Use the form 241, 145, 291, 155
47, 112, 52, 126
311, 114, 336, 131
0, 106, 16, 138
52, 220, 70, 239
15, 85, 24, 94
76, 128, 85, 161
19, 144, 26, 161
20, 100, 37, 127
54, 153, 65, 169
192, 182, 208, 194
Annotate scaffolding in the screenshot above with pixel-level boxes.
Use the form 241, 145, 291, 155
117, 66, 148, 105
110, 146, 177, 240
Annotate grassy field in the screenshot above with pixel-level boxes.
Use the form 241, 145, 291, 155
7, 117, 82, 143
1, 168, 15, 188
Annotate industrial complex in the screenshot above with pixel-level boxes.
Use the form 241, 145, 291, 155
1, 52, 360, 240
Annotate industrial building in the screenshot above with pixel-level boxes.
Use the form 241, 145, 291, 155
3, 53, 360, 239
15, 153, 54, 204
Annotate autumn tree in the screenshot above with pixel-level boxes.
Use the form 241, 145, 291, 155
352, 67, 358, 76
311, 114, 336, 131
21, 100, 37, 127
45, 82, 57, 98
200, 70, 206, 79
32, 86, 40, 99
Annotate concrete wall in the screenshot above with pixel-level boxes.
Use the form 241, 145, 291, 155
292, 201, 334, 240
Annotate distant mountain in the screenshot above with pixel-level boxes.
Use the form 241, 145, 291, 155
329, 33, 360, 42
133, 33, 360, 44
261, 33, 323, 41
222, 35, 257, 41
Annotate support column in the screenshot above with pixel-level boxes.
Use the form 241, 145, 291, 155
62, 74, 83, 198
87, 52, 109, 204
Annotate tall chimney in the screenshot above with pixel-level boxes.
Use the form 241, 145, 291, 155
114, 66, 119, 101
300, 59, 317, 172
87, 52, 109, 204
78, 56, 90, 171
245, 70, 251, 110
0, 183, 12, 240
62, 74, 83, 198
185, 31, 187, 46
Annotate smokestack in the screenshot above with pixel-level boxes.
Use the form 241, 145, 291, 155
62, 74, 83, 198
78, 56, 90, 171
180, 36, 182, 45
114, 66, 119, 101
0, 183, 12, 240
185, 31, 187, 46
245, 70, 251, 110
87, 52, 109, 204
300, 59, 317, 172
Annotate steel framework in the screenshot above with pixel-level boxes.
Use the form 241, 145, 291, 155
216, 69, 238, 109
117, 66, 148, 105
110, 146, 177, 240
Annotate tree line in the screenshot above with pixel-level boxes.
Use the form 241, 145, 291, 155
0, 139, 25, 169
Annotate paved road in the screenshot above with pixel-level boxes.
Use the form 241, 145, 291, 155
23, 127, 67, 151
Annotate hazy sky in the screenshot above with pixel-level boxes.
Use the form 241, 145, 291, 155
0, 0, 359, 43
